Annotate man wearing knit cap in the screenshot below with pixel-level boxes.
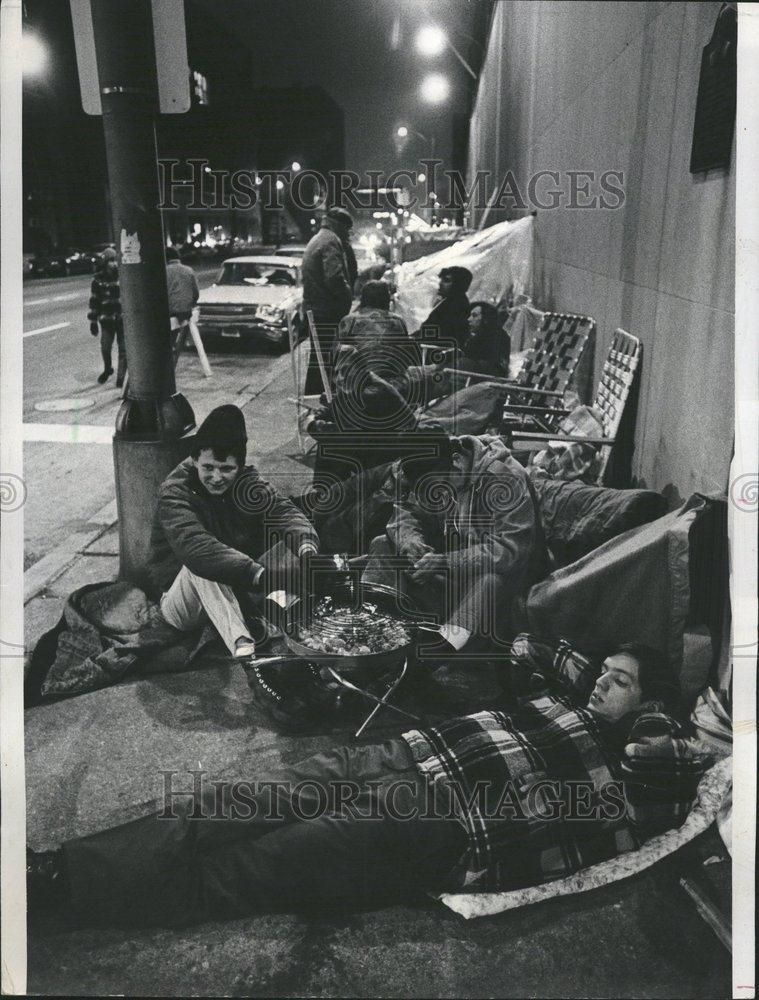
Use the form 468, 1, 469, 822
143, 404, 321, 725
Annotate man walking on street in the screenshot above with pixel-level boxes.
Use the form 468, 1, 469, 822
301, 206, 357, 394
87, 247, 127, 386
165, 246, 200, 363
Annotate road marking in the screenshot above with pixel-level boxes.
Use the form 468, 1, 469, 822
25, 292, 83, 306
23, 322, 71, 338
23, 422, 114, 444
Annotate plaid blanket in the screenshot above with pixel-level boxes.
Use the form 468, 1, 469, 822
402, 634, 713, 892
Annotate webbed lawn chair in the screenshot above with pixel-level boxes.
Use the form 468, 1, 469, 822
504, 328, 642, 486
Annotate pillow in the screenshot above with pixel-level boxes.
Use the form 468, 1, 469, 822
530, 474, 668, 567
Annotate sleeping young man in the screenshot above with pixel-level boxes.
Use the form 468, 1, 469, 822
27, 636, 712, 927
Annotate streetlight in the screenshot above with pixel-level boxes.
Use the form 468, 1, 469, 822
291, 161, 301, 172
23, 32, 47, 76
414, 23, 477, 81
420, 73, 450, 104
396, 124, 435, 159
415, 25, 446, 57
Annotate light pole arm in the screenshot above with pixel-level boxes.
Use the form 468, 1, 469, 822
446, 37, 478, 81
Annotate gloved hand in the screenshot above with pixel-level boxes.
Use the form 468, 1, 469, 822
90, 322, 100, 337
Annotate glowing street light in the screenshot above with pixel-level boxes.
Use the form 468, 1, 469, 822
420, 73, 450, 104
23, 32, 47, 77
415, 25, 446, 57
275, 179, 285, 191
291, 161, 301, 172
396, 126, 409, 139
417, 172, 426, 183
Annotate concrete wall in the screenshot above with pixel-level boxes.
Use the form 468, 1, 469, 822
468, 2, 734, 502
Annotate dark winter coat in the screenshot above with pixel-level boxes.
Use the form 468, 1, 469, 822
302, 218, 357, 320
416, 292, 471, 351
87, 259, 122, 334
143, 457, 319, 597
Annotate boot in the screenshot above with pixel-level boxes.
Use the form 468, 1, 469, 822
97, 367, 114, 384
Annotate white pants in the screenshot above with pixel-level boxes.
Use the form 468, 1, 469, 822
160, 566, 250, 656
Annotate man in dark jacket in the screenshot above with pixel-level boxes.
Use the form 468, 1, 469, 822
416, 266, 473, 354
363, 431, 548, 655
87, 247, 126, 386
301, 207, 358, 394
166, 246, 200, 323
143, 405, 321, 720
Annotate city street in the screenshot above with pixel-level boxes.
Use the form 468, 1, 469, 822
22, 264, 305, 569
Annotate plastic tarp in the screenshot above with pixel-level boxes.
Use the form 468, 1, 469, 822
393, 215, 535, 331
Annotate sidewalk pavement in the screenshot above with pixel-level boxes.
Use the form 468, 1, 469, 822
22, 343, 731, 998
23, 341, 316, 669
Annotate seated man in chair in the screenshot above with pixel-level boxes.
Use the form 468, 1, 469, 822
362, 429, 548, 659
28, 636, 712, 926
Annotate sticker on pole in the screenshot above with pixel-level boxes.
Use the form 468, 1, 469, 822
120, 229, 142, 265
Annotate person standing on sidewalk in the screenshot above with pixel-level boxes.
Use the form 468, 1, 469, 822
87, 247, 127, 386
165, 246, 200, 363
301, 207, 357, 395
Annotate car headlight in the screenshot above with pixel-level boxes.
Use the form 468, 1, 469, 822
257, 305, 285, 324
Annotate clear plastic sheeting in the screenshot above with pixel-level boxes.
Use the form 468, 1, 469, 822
392, 215, 535, 331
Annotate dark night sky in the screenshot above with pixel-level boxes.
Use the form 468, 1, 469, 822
197, 0, 489, 177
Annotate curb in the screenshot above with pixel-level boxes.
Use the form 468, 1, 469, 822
23, 342, 308, 606
24, 498, 118, 605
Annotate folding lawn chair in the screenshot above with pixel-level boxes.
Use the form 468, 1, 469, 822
504, 328, 642, 486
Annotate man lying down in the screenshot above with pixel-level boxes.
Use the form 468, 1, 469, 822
27, 635, 712, 927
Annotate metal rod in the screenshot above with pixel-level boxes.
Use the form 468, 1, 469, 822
306, 309, 332, 403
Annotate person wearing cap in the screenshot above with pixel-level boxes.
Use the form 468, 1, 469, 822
301, 207, 358, 395
87, 247, 127, 387
142, 404, 323, 725
415, 266, 473, 354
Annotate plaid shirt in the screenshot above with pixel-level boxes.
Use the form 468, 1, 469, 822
402, 635, 711, 892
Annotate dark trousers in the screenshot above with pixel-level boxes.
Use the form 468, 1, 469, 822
62, 739, 466, 927
100, 321, 126, 380
362, 535, 511, 640
304, 314, 343, 395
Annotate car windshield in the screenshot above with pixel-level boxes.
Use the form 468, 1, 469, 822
217, 262, 298, 286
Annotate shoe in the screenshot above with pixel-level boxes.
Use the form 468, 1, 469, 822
97, 367, 114, 384
247, 662, 324, 733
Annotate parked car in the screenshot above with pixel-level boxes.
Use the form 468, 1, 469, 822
196, 255, 304, 353
274, 244, 308, 258
30, 246, 95, 277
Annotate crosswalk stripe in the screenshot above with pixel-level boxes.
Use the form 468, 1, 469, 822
23, 322, 71, 338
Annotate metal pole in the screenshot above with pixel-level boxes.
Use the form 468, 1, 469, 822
90, 0, 195, 583
90, 0, 193, 437
446, 37, 478, 80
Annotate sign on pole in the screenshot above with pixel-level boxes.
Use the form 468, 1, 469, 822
70, 0, 191, 115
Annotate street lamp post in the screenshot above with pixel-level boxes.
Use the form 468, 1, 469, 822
90, 0, 195, 582
396, 126, 436, 222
